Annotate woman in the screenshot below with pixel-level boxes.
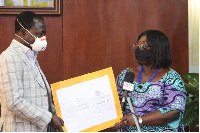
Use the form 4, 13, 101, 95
114, 30, 187, 132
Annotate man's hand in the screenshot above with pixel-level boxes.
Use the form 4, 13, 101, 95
50, 114, 64, 132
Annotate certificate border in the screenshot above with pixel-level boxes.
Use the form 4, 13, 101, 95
51, 67, 123, 132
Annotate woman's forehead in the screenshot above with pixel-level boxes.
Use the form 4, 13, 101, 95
139, 35, 147, 41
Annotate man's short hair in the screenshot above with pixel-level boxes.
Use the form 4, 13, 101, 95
137, 30, 172, 69
15, 11, 44, 33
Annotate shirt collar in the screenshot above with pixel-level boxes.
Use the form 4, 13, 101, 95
12, 39, 30, 53
12, 39, 38, 61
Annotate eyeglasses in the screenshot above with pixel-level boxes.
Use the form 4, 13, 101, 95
133, 43, 150, 50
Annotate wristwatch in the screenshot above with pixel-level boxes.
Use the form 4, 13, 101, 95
138, 116, 143, 125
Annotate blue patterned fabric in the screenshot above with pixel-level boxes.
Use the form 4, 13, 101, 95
116, 68, 187, 132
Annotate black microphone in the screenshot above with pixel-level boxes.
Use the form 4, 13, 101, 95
121, 72, 135, 111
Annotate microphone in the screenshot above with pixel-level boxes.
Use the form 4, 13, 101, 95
120, 72, 141, 132
121, 72, 135, 111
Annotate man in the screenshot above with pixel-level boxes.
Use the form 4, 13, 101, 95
0, 11, 64, 132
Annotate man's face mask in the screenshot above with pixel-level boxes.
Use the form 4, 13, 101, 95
16, 19, 47, 52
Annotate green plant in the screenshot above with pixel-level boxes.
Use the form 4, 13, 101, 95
183, 73, 199, 132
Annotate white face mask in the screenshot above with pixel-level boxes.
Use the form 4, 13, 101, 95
30, 36, 47, 51
15, 19, 47, 52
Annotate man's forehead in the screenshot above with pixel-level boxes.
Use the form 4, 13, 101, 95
32, 18, 45, 29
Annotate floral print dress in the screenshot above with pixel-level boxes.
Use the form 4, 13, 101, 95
116, 68, 187, 132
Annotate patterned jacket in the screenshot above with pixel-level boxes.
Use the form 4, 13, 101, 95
0, 40, 56, 132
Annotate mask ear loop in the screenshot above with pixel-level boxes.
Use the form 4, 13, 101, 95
16, 19, 36, 39
15, 34, 30, 45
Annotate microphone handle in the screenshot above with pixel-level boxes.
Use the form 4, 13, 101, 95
121, 96, 126, 111
121, 91, 128, 111
127, 97, 141, 132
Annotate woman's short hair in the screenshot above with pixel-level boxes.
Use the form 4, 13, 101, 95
15, 11, 44, 33
137, 30, 172, 69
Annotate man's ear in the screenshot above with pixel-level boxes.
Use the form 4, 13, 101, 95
20, 28, 26, 36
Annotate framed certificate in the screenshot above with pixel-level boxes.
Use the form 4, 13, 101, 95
51, 67, 123, 132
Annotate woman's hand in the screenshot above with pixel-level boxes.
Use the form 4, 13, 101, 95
111, 122, 122, 129
112, 114, 136, 129
121, 114, 136, 127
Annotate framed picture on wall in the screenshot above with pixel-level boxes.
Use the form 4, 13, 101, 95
0, 0, 61, 15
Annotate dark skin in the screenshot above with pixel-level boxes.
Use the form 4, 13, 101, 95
14, 18, 46, 49
51, 115, 64, 132
15, 18, 64, 131
113, 35, 180, 129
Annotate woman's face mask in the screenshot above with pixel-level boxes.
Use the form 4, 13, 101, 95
135, 47, 151, 64
16, 19, 47, 52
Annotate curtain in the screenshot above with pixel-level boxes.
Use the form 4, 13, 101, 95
188, 0, 199, 72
